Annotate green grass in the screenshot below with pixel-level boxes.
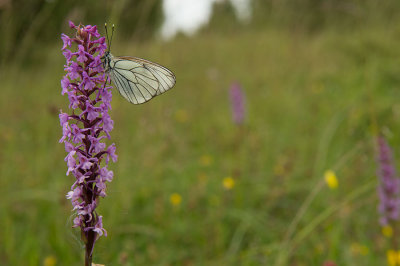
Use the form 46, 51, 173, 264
1, 25, 400, 265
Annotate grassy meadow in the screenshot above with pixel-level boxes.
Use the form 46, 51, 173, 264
2, 23, 400, 265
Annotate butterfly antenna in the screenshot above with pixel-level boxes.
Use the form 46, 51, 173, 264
109, 24, 115, 51
105, 23, 110, 52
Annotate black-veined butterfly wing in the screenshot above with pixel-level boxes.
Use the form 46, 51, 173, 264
108, 56, 176, 104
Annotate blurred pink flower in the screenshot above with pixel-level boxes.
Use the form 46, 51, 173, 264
229, 81, 246, 125
376, 136, 400, 226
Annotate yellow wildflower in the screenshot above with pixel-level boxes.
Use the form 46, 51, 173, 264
174, 109, 188, 123
324, 170, 338, 189
199, 154, 213, 166
223, 177, 235, 190
43, 256, 56, 266
169, 193, 182, 206
382, 225, 393, 238
387, 249, 399, 266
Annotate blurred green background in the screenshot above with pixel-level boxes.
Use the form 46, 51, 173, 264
2, 0, 400, 265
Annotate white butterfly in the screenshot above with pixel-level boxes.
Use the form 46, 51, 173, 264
102, 24, 176, 104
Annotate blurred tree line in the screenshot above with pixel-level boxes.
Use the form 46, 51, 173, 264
250, 0, 400, 31
0, 0, 162, 66
1, 0, 399, 67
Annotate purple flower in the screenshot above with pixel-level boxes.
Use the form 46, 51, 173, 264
65, 150, 76, 176
76, 45, 88, 63
68, 21, 76, 28
376, 136, 400, 226
85, 102, 100, 121
106, 144, 118, 163
85, 216, 107, 238
102, 113, 114, 133
99, 167, 114, 182
59, 112, 69, 126
62, 49, 73, 62
94, 216, 107, 237
61, 34, 72, 50
229, 82, 246, 125
65, 61, 81, 80
88, 135, 106, 154
82, 71, 96, 91
66, 186, 82, 203
60, 21, 116, 264
61, 77, 71, 95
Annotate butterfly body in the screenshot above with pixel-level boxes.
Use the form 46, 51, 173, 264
102, 51, 176, 104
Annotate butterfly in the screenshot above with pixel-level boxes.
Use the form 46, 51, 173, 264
102, 24, 176, 104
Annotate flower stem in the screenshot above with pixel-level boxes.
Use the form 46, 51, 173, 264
85, 229, 95, 266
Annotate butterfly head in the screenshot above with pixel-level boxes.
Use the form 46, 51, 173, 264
103, 23, 115, 72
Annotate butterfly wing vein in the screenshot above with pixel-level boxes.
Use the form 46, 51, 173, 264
109, 56, 176, 104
